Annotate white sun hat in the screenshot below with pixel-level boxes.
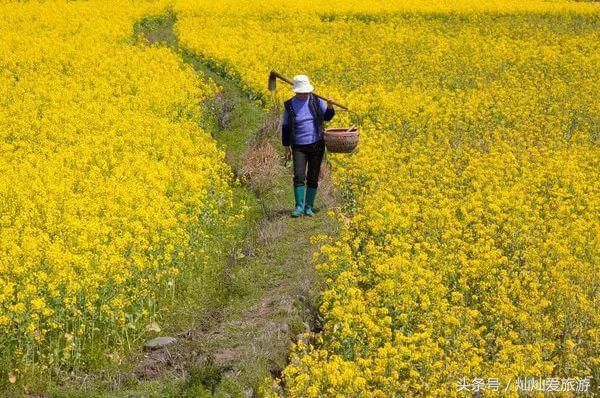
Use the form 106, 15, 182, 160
291, 74, 314, 93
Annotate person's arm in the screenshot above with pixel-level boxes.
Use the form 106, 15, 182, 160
320, 98, 335, 121
282, 109, 291, 147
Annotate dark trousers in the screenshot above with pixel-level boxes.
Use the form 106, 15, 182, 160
292, 139, 325, 188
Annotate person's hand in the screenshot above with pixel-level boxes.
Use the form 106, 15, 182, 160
285, 146, 292, 161
326, 98, 334, 109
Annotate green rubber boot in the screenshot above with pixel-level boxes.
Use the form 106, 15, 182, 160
292, 185, 305, 217
304, 187, 317, 216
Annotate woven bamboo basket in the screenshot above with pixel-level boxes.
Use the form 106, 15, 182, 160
324, 126, 359, 153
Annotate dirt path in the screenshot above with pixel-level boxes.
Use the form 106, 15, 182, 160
84, 12, 343, 397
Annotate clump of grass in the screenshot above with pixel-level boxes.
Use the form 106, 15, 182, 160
183, 355, 233, 397
132, 8, 177, 47
240, 140, 281, 195
203, 92, 235, 131
239, 108, 284, 204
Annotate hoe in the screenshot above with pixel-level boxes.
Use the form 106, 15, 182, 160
268, 70, 352, 112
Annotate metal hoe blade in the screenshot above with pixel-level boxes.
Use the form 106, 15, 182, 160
268, 70, 278, 91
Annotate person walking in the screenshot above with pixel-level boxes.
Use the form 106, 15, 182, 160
281, 74, 335, 217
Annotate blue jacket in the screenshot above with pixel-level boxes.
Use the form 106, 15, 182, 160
282, 94, 335, 146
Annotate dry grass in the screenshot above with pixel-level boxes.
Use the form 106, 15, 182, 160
257, 218, 285, 243
239, 107, 284, 197
200, 91, 235, 131
239, 139, 281, 196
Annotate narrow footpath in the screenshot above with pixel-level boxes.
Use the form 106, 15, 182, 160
56, 11, 342, 397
